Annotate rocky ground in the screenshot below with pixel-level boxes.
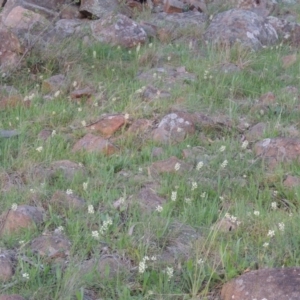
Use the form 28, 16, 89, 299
1, 0, 300, 299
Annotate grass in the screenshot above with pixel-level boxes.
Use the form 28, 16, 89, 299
1, 3, 300, 299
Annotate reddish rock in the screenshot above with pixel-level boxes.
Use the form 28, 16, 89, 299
70, 87, 95, 100
91, 13, 147, 48
164, 0, 184, 14
60, 4, 82, 19
3, 6, 48, 31
127, 119, 152, 135
0, 296, 25, 300
72, 133, 118, 155
79, 0, 119, 19
0, 256, 14, 282
0, 25, 22, 71
283, 175, 300, 188
50, 190, 85, 211
245, 122, 267, 141
41, 74, 67, 94
254, 137, 300, 169
31, 233, 71, 262
150, 156, 192, 174
136, 187, 167, 212
81, 255, 131, 279
38, 129, 52, 141
87, 115, 126, 137
221, 267, 300, 300
0, 94, 26, 110
152, 112, 196, 143
0, 205, 45, 236
259, 91, 276, 105
281, 54, 297, 69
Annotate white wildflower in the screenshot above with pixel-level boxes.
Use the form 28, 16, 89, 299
201, 192, 206, 198
81, 120, 86, 127
253, 211, 260, 216
155, 205, 163, 212
185, 198, 192, 204
88, 205, 94, 214
191, 182, 198, 191
93, 50, 96, 58
278, 222, 285, 232
92, 231, 99, 240
139, 260, 146, 274
36, 146, 43, 152
174, 162, 181, 171
196, 161, 204, 170
83, 182, 88, 191
99, 217, 113, 235
241, 140, 249, 149
198, 258, 204, 265
220, 160, 228, 169
78, 107, 82, 112
271, 202, 277, 210
54, 90, 60, 98
263, 242, 269, 248
166, 267, 174, 281
11, 203, 18, 211
171, 191, 177, 201
22, 273, 29, 280
66, 189, 73, 195
219, 146, 226, 153
267, 230, 275, 238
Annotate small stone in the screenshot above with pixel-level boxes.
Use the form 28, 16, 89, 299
72, 133, 118, 155
282, 54, 297, 69
221, 267, 300, 300
0, 295, 25, 300
42, 74, 66, 94
0, 205, 45, 236
87, 115, 126, 137
283, 175, 300, 188
0, 256, 14, 282
50, 190, 85, 211
150, 156, 192, 174
164, 0, 184, 14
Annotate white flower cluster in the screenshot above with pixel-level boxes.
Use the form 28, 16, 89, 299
225, 213, 241, 225
138, 256, 157, 274
99, 217, 113, 235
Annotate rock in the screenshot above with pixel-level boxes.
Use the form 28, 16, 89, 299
91, 13, 147, 48
259, 91, 276, 105
148, 11, 207, 42
281, 53, 297, 68
160, 221, 202, 264
81, 255, 131, 279
245, 122, 267, 141
136, 187, 167, 212
254, 137, 300, 169
26, 160, 86, 183
152, 112, 196, 143
37, 129, 52, 141
0, 296, 25, 300
212, 215, 238, 233
70, 87, 95, 100
283, 175, 300, 188
151, 147, 164, 157
0, 85, 25, 110
126, 119, 152, 135
141, 85, 171, 101
204, 9, 278, 50
221, 267, 300, 300
60, 3, 82, 19
31, 233, 71, 262
2, 5, 48, 32
0, 25, 22, 71
267, 16, 300, 46
50, 190, 85, 211
138, 66, 196, 92
72, 133, 118, 155
237, 0, 277, 17
0, 205, 45, 236
0, 255, 14, 282
164, 0, 184, 14
41, 74, 67, 94
1, 0, 69, 20
86, 114, 126, 138
0, 130, 19, 138
150, 156, 192, 174
79, 0, 119, 19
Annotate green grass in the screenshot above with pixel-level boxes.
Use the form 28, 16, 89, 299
1, 4, 300, 299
